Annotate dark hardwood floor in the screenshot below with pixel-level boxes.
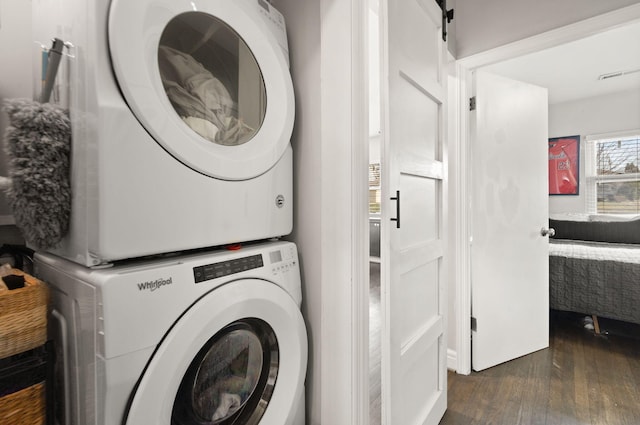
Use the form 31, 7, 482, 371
369, 263, 640, 425
370, 261, 381, 425
441, 311, 640, 425
370, 261, 640, 424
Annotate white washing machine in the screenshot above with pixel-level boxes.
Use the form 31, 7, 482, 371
32, 0, 294, 266
34, 241, 307, 425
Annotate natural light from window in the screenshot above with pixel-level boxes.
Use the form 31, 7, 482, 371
587, 134, 640, 215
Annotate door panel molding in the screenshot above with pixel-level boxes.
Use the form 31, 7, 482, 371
380, 0, 447, 423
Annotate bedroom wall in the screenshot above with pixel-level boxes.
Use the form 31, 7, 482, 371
0, 0, 32, 232
548, 89, 640, 215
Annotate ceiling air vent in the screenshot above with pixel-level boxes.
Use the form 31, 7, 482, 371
598, 68, 640, 80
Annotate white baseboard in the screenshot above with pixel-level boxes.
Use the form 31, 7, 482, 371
447, 348, 457, 371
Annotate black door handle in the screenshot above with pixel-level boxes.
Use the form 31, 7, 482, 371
390, 190, 400, 229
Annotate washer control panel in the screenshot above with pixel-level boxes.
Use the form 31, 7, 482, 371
193, 254, 263, 283
256, 0, 289, 64
269, 245, 297, 276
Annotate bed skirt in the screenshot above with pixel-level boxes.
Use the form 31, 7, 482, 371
549, 239, 640, 325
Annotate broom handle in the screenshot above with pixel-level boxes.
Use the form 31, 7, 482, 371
40, 38, 65, 103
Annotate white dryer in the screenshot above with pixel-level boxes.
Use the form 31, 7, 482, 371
34, 241, 307, 425
31, 0, 294, 266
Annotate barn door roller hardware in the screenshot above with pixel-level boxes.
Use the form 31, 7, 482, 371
436, 0, 454, 41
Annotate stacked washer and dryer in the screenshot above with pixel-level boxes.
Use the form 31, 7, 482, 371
31, 1, 307, 425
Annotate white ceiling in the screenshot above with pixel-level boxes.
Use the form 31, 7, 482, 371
481, 20, 640, 105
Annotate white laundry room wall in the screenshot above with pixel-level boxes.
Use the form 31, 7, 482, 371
549, 90, 640, 215
0, 0, 32, 243
270, 1, 323, 423
274, 0, 460, 422
271, 0, 363, 424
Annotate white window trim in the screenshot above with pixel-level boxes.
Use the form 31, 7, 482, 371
585, 129, 640, 215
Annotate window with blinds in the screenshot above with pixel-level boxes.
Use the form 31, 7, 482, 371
586, 133, 640, 214
369, 163, 381, 214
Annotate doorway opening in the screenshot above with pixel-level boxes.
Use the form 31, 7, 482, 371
455, 8, 640, 375
368, 0, 382, 423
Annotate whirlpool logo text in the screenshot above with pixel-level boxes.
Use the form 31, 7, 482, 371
137, 277, 173, 292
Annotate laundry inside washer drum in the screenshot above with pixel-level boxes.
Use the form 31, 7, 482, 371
172, 319, 279, 424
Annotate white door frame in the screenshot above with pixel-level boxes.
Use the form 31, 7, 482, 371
452, 3, 640, 375
352, 0, 371, 422
351, 0, 372, 423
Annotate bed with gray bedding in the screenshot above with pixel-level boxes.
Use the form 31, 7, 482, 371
548, 216, 640, 325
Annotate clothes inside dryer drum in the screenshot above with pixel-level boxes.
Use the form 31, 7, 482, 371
159, 46, 253, 145
158, 12, 267, 147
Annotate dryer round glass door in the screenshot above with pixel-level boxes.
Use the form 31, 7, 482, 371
108, 0, 294, 180
158, 13, 266, 148
123, 279, 307, 425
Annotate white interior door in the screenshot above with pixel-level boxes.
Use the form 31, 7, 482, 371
380, 0, 447, 423
470, 70, 550, 372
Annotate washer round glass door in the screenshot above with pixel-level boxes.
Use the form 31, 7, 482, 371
124, 279, 307, 424
108, 0, 294, 180
172, 319, 278, 424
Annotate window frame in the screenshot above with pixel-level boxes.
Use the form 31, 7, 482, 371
585, 130, 640, 215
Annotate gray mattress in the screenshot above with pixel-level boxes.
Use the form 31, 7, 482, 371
549, 239, 640, 325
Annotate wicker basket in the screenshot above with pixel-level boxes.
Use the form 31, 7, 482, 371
0, 382, 46, 425
0, 269, 49, 360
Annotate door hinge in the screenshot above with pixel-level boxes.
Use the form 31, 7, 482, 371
471, 316, 477, 332
469, 96, 476, 111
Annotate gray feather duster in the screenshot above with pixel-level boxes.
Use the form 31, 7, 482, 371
3, 98, 71, 249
